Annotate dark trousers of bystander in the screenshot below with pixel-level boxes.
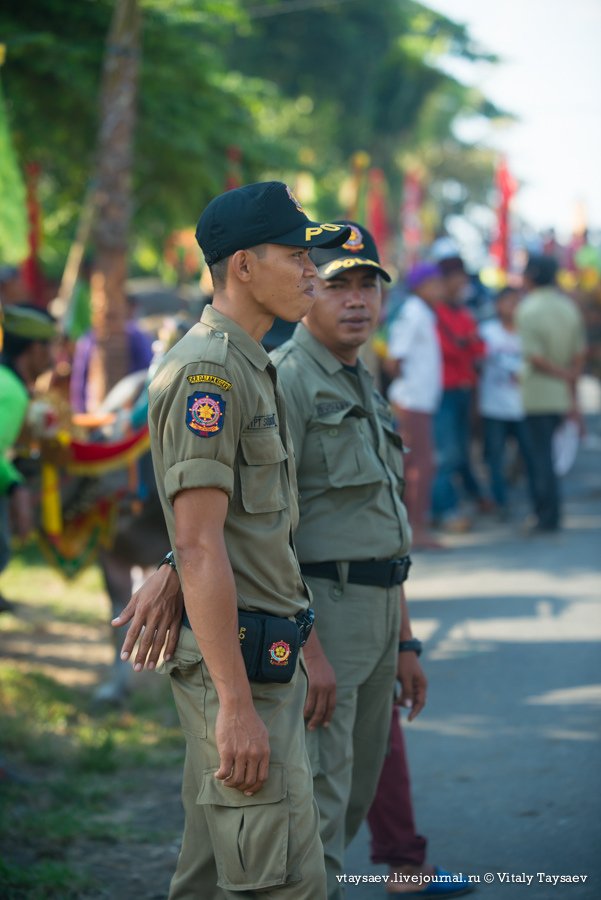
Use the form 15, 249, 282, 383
482, 416, 537, 510
432, 387, 483, 520
367, 708, 427, 869
524, 412, 562, 531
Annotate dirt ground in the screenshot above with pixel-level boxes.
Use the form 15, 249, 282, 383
1, 590, 185, 899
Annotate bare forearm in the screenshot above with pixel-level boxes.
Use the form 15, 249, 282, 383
399, 584, 413, 640
177, 542, 252, 710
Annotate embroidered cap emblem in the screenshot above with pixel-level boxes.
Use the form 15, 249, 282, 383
269, 640, 291, 666
286, 185, 305, 214
342, 226, 364, 252
186, 392, 226, 437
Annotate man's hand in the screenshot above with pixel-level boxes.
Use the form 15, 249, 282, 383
215, 704, 271, 796
302, 630, 337, 730
111, 564, 183, 671
396, 651, 427, 722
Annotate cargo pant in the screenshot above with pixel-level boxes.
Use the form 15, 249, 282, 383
165, 626, 326, 900
303, 571, 400, 900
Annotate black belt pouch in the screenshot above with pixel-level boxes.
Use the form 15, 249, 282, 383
238, 610, 300, 684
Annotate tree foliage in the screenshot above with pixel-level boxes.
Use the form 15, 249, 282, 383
0, 0, 508, 272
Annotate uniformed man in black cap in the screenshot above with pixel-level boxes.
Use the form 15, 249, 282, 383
143, 182, 349, 899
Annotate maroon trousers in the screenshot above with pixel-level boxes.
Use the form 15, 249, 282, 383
393, 407, 435, 542
367, 709, 427, 867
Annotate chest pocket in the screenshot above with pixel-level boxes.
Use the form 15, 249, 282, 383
239, 430, 288, 514
316, 407, 383, 489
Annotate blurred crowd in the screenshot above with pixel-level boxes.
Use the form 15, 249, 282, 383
0, 230, 597, 578
368, 242, 591, 549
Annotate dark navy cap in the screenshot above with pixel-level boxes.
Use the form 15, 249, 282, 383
196, 182, 351, 265
309, 221, 391, 283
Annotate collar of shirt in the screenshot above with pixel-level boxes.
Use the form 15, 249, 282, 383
200, 304, 271, 372
291, 321, 368, 378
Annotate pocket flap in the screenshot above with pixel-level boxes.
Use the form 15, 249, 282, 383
197, 764, 287, 807
240, 431, 287, 466
314, 403, 368, 426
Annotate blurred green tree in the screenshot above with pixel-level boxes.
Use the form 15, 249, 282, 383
0, 0, 508, 276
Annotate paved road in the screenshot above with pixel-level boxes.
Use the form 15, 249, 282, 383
344, 405, 601, 899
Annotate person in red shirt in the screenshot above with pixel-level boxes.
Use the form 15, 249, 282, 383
431, 255, 488, 530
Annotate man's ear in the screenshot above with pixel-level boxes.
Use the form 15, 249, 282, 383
230, 249, 253, 283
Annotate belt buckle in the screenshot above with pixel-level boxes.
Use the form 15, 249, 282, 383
392, 557, 411, 585
390, 561, 402, 586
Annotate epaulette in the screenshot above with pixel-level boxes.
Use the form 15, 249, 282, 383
149, 324, 230, 399
201, 324, 229, 366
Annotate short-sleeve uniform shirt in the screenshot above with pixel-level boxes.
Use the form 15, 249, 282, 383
148, 305, 309, 618
270, 323, 412, 564
517, 287, 587, 414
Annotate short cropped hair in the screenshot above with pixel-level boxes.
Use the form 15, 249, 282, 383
208, 256, 230, 288
524, 254, 558, 287
208, 244, 267, 289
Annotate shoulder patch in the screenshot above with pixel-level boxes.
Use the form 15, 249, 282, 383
186, 392, 226, 438
187, 373, 232, 390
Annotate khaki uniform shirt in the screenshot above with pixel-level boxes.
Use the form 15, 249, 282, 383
148, 305, 309, 618
270, 323, 412, 563
517, 287, 586, 414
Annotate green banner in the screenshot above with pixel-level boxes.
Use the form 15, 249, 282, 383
0, 74, 28, 265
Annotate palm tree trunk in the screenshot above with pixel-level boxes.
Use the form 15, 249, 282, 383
88, 0, 140, 406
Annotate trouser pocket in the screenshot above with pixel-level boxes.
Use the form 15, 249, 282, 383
197, 763, 290, 891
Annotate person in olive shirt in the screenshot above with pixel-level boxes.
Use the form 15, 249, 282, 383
117, 223, 428, 899
146, 181, 350, 899
517, 253, 587, 533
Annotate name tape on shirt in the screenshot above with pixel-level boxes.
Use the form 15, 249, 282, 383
187, 373, 232, 390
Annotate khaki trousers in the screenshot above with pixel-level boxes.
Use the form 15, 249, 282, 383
304, 574, 400, 900
165, 626, 326, 899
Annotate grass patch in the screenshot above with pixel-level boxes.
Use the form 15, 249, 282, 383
1, 554, 185, 896
0, 858, 89, 900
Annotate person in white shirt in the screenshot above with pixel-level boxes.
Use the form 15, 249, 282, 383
478, 287, 536, 516
387, 262, 444, 549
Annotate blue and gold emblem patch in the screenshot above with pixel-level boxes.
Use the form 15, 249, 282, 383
343, 225, 365, 252
186, 392, 225, 438
269, 640, 291, 667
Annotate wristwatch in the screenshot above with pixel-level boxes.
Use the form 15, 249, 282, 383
398, 638, 422, 657
158, 550, 177, 571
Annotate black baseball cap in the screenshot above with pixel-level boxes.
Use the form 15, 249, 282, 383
309, 221, 391, 283
196, 181, 351, 265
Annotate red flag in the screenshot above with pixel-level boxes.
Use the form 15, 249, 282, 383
401, 168, 423, 267
490, 157, 517, 273
21, 162, 46, 305
366, 168, 391, 264
225, 146, 242, 191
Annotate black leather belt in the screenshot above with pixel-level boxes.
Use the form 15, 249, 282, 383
300, 556, 411, 588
